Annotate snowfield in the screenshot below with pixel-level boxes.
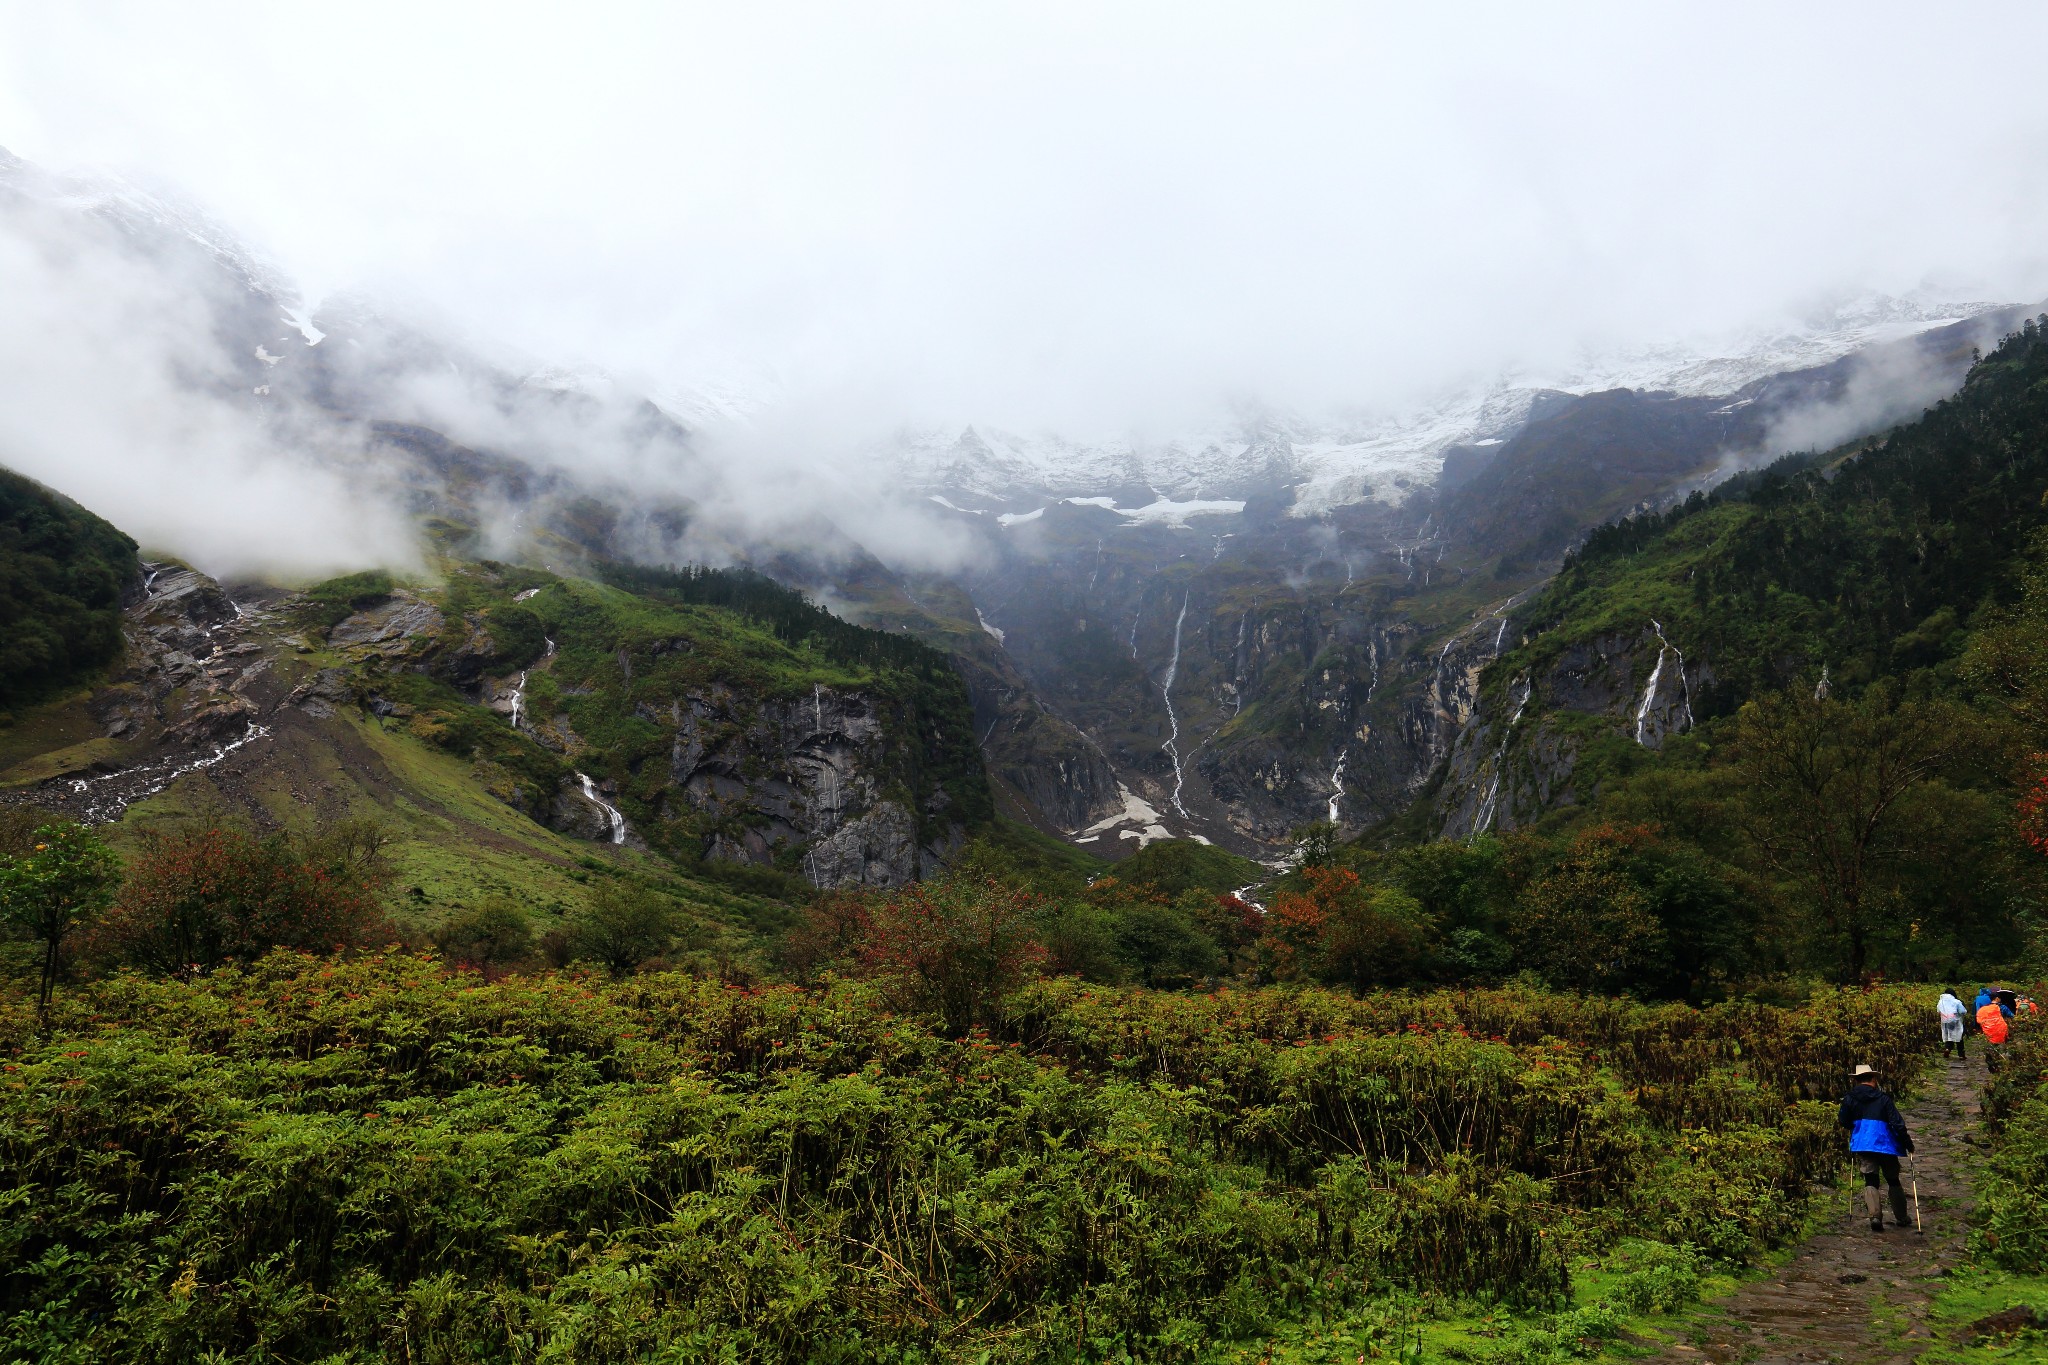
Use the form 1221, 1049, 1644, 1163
888, 294, 2013, 517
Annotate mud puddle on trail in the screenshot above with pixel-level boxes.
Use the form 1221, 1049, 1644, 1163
1643, 1057, 1983, 1364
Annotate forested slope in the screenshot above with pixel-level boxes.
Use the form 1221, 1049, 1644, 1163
1381, 316, 2048, 990
0, 468, 137, 712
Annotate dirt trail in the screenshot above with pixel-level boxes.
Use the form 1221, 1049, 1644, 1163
1647, 1055, 1983, 1364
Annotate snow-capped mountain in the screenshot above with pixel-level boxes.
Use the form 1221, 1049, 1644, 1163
888, 294, 2015, 517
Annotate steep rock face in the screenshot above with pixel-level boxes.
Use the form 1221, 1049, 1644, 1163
1433, 622, 1709, 837
9, 562, 292, 825
661, 684, 960, 887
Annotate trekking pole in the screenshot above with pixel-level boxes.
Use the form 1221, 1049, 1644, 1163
1914, 1175, 1923, 1234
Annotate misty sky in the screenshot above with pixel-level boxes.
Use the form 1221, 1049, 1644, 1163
7, 2, 2048, 433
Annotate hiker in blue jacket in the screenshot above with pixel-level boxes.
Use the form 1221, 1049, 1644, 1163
1839, 1063, 1914, 1231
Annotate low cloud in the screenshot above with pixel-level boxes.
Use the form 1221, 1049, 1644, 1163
0, 188, 422, 581
1762, 313, 2021, 457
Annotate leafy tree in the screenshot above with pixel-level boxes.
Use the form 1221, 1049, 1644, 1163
1292, 820, 1340, 871
0, 822, 121, 1010
567, 882, 684, 975
776, 891, 869, 983
1729, 684, 1962, 980
1079, 875, 1223, 985
85, 827, 389, 979
1036, 900, 1123, 980
854, 876, 1044, 1034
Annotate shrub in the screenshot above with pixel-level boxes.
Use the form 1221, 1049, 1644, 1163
83, 827, 389, 978
433, 898, 535, 969
855, 876, 1045, 1035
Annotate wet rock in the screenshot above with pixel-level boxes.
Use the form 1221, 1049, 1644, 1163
329, 593, 445, 652
285, 668, 353, 719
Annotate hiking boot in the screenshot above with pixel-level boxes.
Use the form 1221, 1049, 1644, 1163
1870, 1218, 1885, 1232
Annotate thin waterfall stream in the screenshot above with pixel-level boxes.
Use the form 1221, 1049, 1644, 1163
1160, 590, 1191, 817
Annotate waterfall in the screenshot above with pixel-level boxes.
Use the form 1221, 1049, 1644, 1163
1232, 611, 1251, 714
1366, 638, 1380, 702
1632, 644, 1668, 746
1326, 748, 1348, 824
575, 772, 627, 844
1431, 634, 1461, 716
1632, 619, 1693, 745
1474, 676, 1532, 835
814, 683, 825, 732
1087, 540, 1105, 593
142, 569, 161, 597
508, 671, 527, 729
1814, 664, 1831, 701
1653, 620, 1694, 731
1160, 590, 1191, 817
1492, 617, 1508, 656
1128, 603, 1144, 661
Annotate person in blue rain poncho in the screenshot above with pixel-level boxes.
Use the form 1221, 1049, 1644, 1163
1839, 1063, 1914, 1232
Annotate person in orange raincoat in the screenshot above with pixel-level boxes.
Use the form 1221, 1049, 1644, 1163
1977, 990, 2012, 1072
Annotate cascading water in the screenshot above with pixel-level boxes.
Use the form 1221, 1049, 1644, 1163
1159, 590, 1191, 817
1473, 676, 1531, 835
506, 637, 556, 730
1632, 649, 1666, 745
1326, 748, 1348, 824
575, 772, 627, 844
1231, 611, 1251, 714
141, 569, 161, 597
1632, 619, 1693, 745
67, 720, 273, 824
1366, 638, 1380, 701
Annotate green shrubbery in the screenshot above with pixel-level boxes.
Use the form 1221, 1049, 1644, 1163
1976, 1029, 2048, 1273
0, 955, 1928, 1362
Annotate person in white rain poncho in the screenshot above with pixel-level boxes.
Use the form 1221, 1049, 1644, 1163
1937, 986, 1967, 1061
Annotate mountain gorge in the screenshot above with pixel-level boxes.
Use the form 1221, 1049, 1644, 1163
3, 142, 2040, 872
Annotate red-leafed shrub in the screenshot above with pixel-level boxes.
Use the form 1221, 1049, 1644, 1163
1261, 866, 1428, 989
2018, 753, 2048, 856
854, 877, 1044, 1035
83, 827, 391, 978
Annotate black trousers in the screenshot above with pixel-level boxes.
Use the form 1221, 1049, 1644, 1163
1858, 1153, 1910, 1224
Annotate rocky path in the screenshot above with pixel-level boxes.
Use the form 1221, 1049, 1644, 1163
1649, 1056, 1982, 1364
